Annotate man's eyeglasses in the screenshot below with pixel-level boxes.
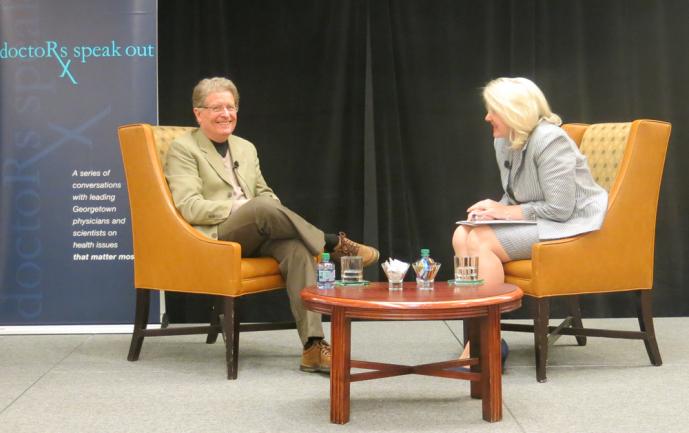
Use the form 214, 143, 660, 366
198, 105, 238, 114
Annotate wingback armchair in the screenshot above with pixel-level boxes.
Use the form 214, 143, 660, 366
118, 123, 295, 380
501, 119, 672, 382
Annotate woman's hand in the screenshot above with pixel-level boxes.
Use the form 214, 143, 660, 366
467, 199, 500, 220
467, 199, 522, 221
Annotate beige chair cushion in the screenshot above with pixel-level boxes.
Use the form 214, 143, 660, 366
153, 125, 195, 162
578, 122, 630, 191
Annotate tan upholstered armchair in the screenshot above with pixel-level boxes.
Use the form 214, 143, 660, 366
501, 119, 671, 382
118, 123, 294, 380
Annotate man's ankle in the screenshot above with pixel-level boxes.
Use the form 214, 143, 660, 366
324, 233, 339, 252
304, 336, 323, 349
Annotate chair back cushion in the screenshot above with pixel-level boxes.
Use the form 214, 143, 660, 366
153, 126, 196, 165
578, 123, 631, 191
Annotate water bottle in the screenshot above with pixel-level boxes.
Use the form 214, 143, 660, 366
412, 248, 440, 289
316, 252, 336, 289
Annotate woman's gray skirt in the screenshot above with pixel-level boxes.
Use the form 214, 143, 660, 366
493, 223, 540, 260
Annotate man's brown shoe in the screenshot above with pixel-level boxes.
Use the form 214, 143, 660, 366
331, 232, 380, 268
300, 340, 332, 373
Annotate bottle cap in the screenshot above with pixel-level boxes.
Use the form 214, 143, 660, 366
321, 252, 330, 261
420, 248, 430, 257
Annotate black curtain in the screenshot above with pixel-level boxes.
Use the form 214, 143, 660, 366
158, 0, 689, 322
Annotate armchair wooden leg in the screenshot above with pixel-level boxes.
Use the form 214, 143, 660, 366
636, 290, 662, 366
223, 296, 241, 380
567, 296, 587, 346
533, 298, 550, 383
206, 297, 222, 344
128, 288, 150, 361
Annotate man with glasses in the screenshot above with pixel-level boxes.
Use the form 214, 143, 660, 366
164, 77, 379, 373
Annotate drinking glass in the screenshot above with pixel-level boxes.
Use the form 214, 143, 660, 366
340, 256, 363, 282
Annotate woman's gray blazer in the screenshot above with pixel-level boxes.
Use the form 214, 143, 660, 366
495, 121, 608, 240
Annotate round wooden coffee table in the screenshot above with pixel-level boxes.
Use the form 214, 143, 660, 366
301, 281, 522, 424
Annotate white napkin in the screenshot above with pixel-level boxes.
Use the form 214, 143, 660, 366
384, 258, 410, 273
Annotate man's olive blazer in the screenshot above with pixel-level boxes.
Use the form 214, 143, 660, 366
164, 129, 278, 239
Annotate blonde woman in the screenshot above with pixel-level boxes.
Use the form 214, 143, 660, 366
453, 77, 608, 286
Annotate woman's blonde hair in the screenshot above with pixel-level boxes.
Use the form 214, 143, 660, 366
482, 77, 561, 149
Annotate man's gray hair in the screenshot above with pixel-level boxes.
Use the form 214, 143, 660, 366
192, 77, 240, 108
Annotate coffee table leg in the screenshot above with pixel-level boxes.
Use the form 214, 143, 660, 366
330, 307, 351, 424
465, 318, 482, 399
480, 306, 502, 422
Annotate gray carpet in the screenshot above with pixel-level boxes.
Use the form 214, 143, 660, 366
1, 318, 687, 433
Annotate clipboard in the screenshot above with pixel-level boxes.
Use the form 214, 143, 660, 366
456, 219, 536, 227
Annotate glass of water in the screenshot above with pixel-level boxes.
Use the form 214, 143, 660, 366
454, 255, 480, 281
340, 256, 363, 282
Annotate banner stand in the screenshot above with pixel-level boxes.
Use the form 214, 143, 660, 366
0, 0, 159, 329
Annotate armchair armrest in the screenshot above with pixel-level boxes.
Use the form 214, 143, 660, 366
529, 229, 651, 297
